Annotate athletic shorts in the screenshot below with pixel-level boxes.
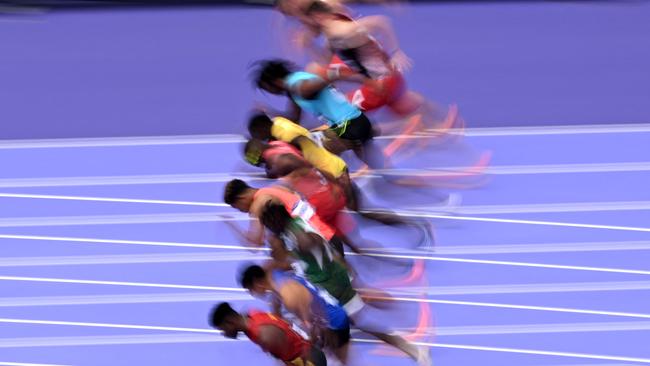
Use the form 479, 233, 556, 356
328, 55, 407, 112
334, 114, 374, 144
324, 323, 351, 349
287, 345, 327, 366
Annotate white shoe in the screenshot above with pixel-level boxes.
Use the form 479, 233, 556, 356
416, 346, 433, 366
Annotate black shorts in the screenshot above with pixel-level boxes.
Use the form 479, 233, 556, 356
324, 323, 351, 349
338, 113, 374, 144
307, 345, 327, 366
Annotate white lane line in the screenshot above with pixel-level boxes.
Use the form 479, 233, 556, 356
0, 212, 247, 227
1, 161, 649, 189
386, 281, 650, 296
2, 233, 649, 256
397, 240, 650, 255
0, 320, 647, 364
0, 173, 269, 188
0, 193, 228, 207
0, 293, 250, 307
405, 341, 650, 364
419, 201, 650, 215
2, 236, 650, 275
396, 210, 650, 232
0, 276, 246, 292
0, 252, 268, 267
3, 192, 650, 216
381, 296, 650, 320
3, 280, 650, 308
379, 161, 650, 177
0, 210, 647, 232
0, 318, 219, 334
0, 234, 263, 251
354, 252, 650, 276
0, 134, 247, 149
0, 362, 71, 366
1, 276, 649, 319
2, 123, 649, 149
417, 321, 650, 336
1, 320, 650, 345
448, 123, 650, 137
0, 334, 225, 348
1, 318, 650, 363
1, 235, 649, 275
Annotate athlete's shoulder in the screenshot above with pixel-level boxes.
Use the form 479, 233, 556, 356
286, 71, 323, 86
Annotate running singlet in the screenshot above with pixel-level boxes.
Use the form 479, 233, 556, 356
271, 117, 311, 142
262, 141, 303, 162
245, 310, 310, 362
254, 186, 336, 240
272, 270, 349, 331
284, 169, 346, 223
285, 72, 361, 127
281, 217, 357, 305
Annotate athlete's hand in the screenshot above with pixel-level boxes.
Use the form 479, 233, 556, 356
390, 49, 413, 73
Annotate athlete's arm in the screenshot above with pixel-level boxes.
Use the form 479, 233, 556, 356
271, 153, 312, 178
246, 195, 277, 246
356, 15, 411, 72
285, 98, 303, 123
268, 235, 294, 267
289, 77, 329, 100
279, 281, 314, 330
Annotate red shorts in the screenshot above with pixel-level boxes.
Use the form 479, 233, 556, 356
328, 55, 407, 112
309, 186, 346, 225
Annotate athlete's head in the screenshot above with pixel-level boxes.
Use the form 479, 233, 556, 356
251, 59, 295, 95
260, 201, 292, 235
248, 113, 274, 141
223, 179, 256, 212
240, 264, 272, 298
244, 139, 269, 167
210, 302, 244, 339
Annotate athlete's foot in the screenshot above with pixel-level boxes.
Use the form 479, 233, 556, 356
415, 346, 433, 366
412, 220, 435, 250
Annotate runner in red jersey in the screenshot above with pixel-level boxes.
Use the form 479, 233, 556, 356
210, 302, 327, 366
223, 179, 337, 247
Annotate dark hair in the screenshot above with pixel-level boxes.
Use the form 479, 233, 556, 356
306, 0, 333, 15
250, 59, 295, 90
248, 113, 274, 140
260, 201, 292, 234
240, 264, 267, 289
223, 179, 251, 205
210, 302, 238, 328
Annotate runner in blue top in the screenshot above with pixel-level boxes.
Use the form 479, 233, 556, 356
251, 59, 384, 169
240, 264, 351, 364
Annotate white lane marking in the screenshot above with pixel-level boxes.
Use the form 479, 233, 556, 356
0, 277, 649, 319
1, 320, 650, 363
0, 252, 268, 267
0, 293, 250, 307
0, 362, 71, 366
0, 276, 246, 292
0, 193, 228, 207
3, 192, 650, 215
0, 234, 264, 251
2, 123, 649, 149
2, 233, 649, 256
1, 235, 648, 275
0, 161, 649, 189
3, 280, 650, 308
0, 210, 647, 232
